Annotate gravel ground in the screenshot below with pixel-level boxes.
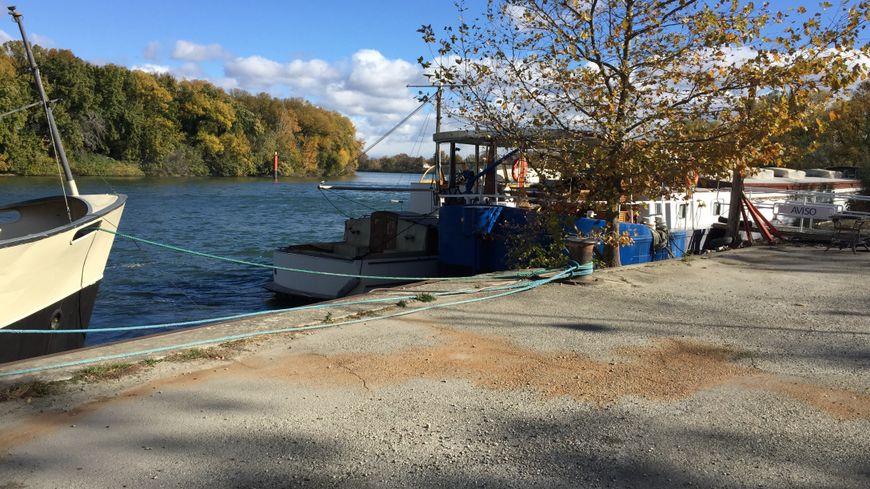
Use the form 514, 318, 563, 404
0, 245, 868, 488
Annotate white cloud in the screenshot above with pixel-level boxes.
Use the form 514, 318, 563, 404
221, 49, 433, 156
0, 29, 52, 47
225, 55, 341, 90
344, 49, 422, 98
172, 40, 227, 62
126, 46, 434, 156
30, 33, 54, 47
144, 41, 160, 61
131, 63, 170, 75
211, 77, 240, 91
176, 62, 204, 79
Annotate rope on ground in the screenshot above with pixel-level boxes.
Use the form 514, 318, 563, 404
0, 264, 589, 378
0, 264, 591, 335
96, 228, 553, 281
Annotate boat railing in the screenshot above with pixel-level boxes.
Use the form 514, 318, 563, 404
744, 187, 870, 234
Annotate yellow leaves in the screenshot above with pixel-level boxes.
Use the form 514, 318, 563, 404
195, 131, 222, 157
797, 6, 807, 14
828, 109, 839, 121
130, 71, 172, 109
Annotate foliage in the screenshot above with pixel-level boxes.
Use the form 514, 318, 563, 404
70, 152, 144, 176
780, 81, 870, 175
422, 0, 869, 266
0, 43, 362, 177
504, 211, 571, 269
0, 380, 57, 402
358, 151, 470, 173
69, 362, 139, 383
358, 153, 430, 173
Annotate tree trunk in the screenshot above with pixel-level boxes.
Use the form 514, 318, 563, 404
604, 203, 622, 267
726, 169, 744, 247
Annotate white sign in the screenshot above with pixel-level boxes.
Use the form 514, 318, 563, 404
775, 201, 839, 219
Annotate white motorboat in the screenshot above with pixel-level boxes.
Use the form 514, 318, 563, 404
0, 7, 126, 362
1, 194, 126, 362
268, 211, 438, 299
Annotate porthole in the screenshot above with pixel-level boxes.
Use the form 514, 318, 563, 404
49, 310, 63, 330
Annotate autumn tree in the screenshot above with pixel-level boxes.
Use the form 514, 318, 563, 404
0, 41, 363, 178
422, 0, 869, 266
782, 81, 870, 171
0, 50, 53, 174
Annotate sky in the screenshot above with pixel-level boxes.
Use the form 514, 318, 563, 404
0, 1, 864, 157
0, 0, 482, 157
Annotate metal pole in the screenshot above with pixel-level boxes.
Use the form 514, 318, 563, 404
434, 85, 442, 187
800, 195, 807, 232
8, 6, 78, 196
273, 152, 278, 182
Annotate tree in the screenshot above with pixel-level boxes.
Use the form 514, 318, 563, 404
0, 42, 363, 178
422, 0, 869, 266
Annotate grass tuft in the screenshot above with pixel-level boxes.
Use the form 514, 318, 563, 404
414, 293, 436, 303
164, 348, 224, 362
140, 358, 161, 367
70, 362, 140, 383
0, 380, 57, 402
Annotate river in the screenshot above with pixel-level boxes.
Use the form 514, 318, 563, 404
0, 172, 420, 344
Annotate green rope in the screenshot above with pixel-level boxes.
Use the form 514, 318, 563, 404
0, 266, 586, 378
99, 228, 552, 281
0, 269, 581, 334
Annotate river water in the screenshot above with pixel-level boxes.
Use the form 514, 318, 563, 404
0, 172, 419, 345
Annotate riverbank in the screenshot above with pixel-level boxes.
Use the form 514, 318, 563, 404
1, 245, 868, 488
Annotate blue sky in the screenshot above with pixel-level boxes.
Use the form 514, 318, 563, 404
1, 0, 479, 156
1, 1, 865, 156
1, 1, 463, 66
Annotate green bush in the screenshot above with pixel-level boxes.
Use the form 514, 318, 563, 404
70, 153, 144, 176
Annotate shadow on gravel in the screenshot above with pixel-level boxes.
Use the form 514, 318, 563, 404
717, 249, 869, 274
550, 323, 611, 332
7, 398, 864, 489
449, 309, 870, 337
2, 371, 868, 488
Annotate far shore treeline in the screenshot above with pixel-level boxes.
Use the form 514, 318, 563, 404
0, 42, 362, 177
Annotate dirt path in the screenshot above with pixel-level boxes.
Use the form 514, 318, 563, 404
1, 246, 868, 488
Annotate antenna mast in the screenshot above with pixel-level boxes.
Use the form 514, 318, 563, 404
8, 6, 79, 196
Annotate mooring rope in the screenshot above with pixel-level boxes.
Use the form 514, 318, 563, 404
96, 228, 551, 281
0, 264, 590, 377
0, 267, 587, 335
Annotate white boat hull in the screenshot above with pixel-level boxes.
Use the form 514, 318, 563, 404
270, 249, 439, 300
1, 194, 126, 362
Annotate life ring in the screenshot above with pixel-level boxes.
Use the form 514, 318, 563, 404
685, 169, 699, 195
511, 158, 529, 188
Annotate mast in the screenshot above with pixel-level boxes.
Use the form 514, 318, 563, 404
8, 6, 78, 196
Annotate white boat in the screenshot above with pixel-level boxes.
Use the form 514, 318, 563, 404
270, 88, 444, 300
269, 211, 438, 299
1, 194, 125, 362
0, 7, 126, 363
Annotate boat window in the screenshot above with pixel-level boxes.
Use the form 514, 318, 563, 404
0, 210, 21, 224
713, 202, 722, 215
679, 204, 687, 219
